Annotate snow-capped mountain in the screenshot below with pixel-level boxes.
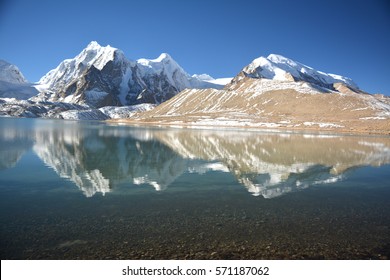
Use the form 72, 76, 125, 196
0, 60, 27, 84
129, 53, 390, 134
34, 41, 226, 108
0, 60, 38, 100
231, 54, 358, 90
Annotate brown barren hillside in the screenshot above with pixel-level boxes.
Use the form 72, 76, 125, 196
112, 78, 390, 135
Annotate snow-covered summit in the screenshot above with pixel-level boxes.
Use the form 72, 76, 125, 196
38, 41, 127, 88
239, 54, 358, 90
137, 52, 173, 65
79, 41, 125, 70
0, 60, 38, 100
142, 52, 172, 63
0, 60, 27, 84
35, 41, 229, 107
136, 52, 192, 89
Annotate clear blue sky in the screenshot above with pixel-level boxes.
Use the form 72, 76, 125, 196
0, 0, 389, 95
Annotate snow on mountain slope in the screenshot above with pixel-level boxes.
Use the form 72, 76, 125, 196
35, 41, 225, 108
136, 53, 190, 88
0, 60, 38, 100
232, 54, 358, 90
34, 41, 129, 107
39, 41, 124, 87
0, 60, 27, 84
0, 81, 38, 100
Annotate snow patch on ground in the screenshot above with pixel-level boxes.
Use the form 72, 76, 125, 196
245, 80, 333, 97
99, 103, 155, 119
59, 109, 109, 120
359, 116, 386, 120
303, 122, 344, 128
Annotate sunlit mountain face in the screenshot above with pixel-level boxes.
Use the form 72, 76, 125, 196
2, 118, 390, 198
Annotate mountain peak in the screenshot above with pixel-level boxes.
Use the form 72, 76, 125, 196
0, 59, 27, 84
137, 52, 177, 67
86, 41, 102, 49
266, 54, 303, 72
39, 41, 126, 86
84, 41, 119, 55
240, 54, 358, 90
154, 53, 172, 62
267, 54, 295, 64
34, 43, 224, 108
78, 41, 121, 68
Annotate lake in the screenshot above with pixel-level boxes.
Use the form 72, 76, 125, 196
0, 117, 390, 259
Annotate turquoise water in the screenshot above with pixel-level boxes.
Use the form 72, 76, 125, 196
0, 117, 390, 259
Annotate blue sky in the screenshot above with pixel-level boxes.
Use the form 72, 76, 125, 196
0, 0, 389, 95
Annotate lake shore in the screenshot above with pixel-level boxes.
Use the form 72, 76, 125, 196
108, 117, 390, 136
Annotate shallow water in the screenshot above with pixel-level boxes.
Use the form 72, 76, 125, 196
0, 117, 390, 259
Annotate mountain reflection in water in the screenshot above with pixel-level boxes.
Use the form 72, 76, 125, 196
1, 118, 390, 198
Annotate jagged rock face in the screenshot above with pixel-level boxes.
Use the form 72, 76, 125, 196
61, 61, 123, 108
37, 45, 130, 107
35, 42, 223, 108
132, 71, 179, 104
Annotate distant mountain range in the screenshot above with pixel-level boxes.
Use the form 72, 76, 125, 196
1, 41, 389, 133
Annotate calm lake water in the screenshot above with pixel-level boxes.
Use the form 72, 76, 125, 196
1, 117, 390, 259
